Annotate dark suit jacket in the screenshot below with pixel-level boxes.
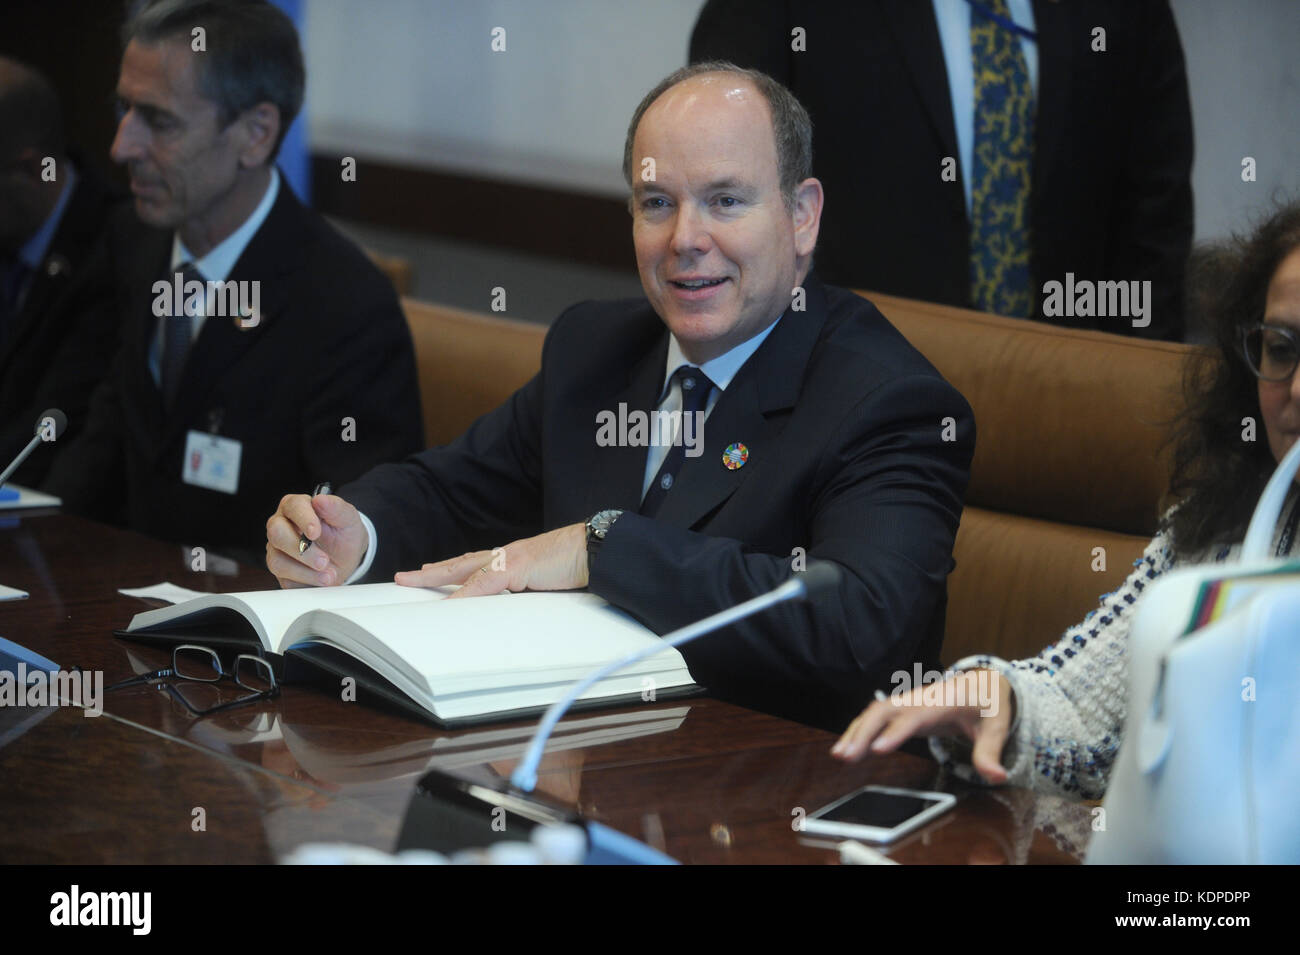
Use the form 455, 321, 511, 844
0, 162, 123, 486
691, 0, 1194, 340
44, 176, 423, 561
342, 279, 974, 731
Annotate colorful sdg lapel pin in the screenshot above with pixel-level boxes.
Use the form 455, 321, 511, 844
722, 442, 749, 470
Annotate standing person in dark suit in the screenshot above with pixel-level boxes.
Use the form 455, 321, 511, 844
44, 0, 421, 562
0, 58, 124, 487
690, 0, 1194, 340
265, 63, 975, 732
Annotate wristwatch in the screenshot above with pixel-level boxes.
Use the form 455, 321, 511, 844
585, 509, 624, 569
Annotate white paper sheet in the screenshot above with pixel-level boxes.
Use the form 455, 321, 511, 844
118, 582, 211, 604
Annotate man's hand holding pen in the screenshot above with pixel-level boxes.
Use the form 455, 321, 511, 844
267, 490, 369, 588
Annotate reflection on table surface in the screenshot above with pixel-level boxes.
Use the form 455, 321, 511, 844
0, 511, 1091, 863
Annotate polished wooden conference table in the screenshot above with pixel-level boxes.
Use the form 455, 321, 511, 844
0, 508, 1092, 864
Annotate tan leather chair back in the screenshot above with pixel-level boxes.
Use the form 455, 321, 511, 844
401, 298, 546, 448
865, 292, 1199, 663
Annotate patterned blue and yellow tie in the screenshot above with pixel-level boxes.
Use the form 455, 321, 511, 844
969, 0, 1033, 318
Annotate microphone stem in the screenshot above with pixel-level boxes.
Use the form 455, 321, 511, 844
509, 577, 806, 792
0, 433, 42, 487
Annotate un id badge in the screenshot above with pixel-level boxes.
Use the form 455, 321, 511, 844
182, 430, 242, 494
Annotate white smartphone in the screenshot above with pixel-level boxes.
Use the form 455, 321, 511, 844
801, 785, 956, 844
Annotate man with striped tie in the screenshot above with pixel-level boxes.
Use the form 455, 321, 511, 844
45, 0, 421, 562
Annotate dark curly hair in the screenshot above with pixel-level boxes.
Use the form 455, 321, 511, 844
1165, 199, 1300, 558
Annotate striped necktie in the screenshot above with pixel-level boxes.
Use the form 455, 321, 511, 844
161, 262, 202, 408
968, 0, 1034, 318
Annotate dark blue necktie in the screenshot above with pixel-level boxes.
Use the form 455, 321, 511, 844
640, 365, 715, 518
160, 262, 201, 408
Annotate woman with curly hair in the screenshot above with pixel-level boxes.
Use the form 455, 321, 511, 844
831, 201, 1300, 799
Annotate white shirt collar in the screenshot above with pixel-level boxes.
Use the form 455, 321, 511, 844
660, 311, 783, 401
170, 167, 280, 280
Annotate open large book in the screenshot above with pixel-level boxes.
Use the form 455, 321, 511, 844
122, 584, 697, 727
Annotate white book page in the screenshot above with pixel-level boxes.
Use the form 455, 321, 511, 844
258, 583, 450, 652
302, 591, 685, 697
128, 582, 448, 651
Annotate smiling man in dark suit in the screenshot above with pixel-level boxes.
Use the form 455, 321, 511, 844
45, 0, 421, 561
0, 57, 123, 487
266, 62, 975, 731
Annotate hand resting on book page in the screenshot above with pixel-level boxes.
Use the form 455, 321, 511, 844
266, 492, 369, 588
394, 523, 590, 598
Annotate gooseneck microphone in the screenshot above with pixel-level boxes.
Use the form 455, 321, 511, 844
0, 409, 67, 487
511, 559, 844, 791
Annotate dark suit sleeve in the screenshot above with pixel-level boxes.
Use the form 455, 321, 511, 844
300, 297, 424, 490
38, 206, 134, 519
41, 341, 129, 523
1107, 1, 1193, 340
340, 367, 547, 583
3, 227, 121, 488
589, 372, 974, 729
4, 304, 116, 488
